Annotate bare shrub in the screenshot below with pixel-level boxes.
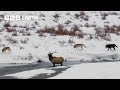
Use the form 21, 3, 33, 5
39, 13, 45, 17
6, 28, 16, 33
64, 20, 72, 26
12, 24, 18, 27
74, 13, 80, 19
53, 20, 58, 22
21, 39, 27, 44
19, 53, 33, 60
57, 24, 64, 30
5, 36, 18, 44
22, 33, 26, 36
37, 59, 43, 63
11, 39, 18, 44
72, 24, 80, 32
105, 36, 111, 41
77, 33, 84, 39
59, 41, 66, 46
95, 27, 111, 41
7, 38, 18, 44
104, 25, 120, 34
12, 32, 18, 36
19, 29, 26, 33
84, 16, 89, 21
91, 24, 96, 27
0, 15, 4, 22
101, 16, 106, 20
19, 25, 25, 28
80, 11, 86, 16
34, 46, 38, 48
66, 13, 70, 15
115, 32, 120, 36
101, 12, 108, 17
39, 26, 56, 34
3, 22, 11, 27
36, 25, 78, 36
85, 23, 90, 28
53, 13, 60, 19
27, 53, 33, 60
26, 32, 31, 36
79, 24, 83, 27
0, 28, 4, 32
110, 12, 118, 15
68, 38, 75, 45
80, 11, 86, 19
0, 44, 5, 47
68, 31, 75, 36
21, 32, 31, 36
89, 34, 93, 40
38, 32, 44, 37
56, 24, 65, 35
19, 46, 24, 50
25, 27, 29, 31
34, 21, 39, 25
101, 12, 108, 20
56, 29, 65, 35
50, 33, 57, 36
95, 27, 106, 38
36, 30, 41, 34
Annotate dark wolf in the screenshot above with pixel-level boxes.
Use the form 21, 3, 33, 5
105, 44, 118, 51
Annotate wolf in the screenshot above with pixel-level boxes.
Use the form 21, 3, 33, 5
2, 47, 11, 54
105, 44, 118, 51
74, 44, 86, 50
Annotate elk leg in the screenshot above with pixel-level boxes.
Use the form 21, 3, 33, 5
53, 63, 55, 67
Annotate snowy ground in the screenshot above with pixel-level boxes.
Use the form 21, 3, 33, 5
49, 62, 120, 79
0, 35, 120, 64
4, 68, 55, 79
3, 61, 120, 79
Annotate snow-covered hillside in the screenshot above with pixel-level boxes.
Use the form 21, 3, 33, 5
0, 11, 120, 63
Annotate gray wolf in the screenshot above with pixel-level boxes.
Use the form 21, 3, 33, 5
2, 47, 11, 53
74, 44, 86, 50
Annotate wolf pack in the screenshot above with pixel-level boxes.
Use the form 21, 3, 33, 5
74, 43, 118, 51
2, 43, 118, 54
1, 43, 118, 67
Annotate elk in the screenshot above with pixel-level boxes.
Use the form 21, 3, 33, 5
48, 52, 64, 67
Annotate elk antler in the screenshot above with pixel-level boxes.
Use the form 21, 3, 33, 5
48, 51, 53, 55
53, 50, 57, 53
48, 50, 57, 54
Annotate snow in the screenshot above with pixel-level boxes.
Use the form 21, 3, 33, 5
0, 11, 120, 64
49, 62, 120, 79
3, 61, 120, 79
0, 54, 14, 63
0, 35, 120, 63
4, 68, 55, 79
